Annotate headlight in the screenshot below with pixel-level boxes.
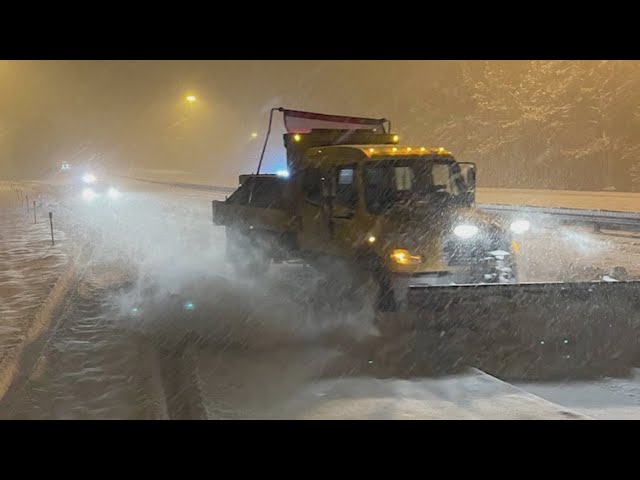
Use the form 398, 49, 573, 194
82, 173, 97, 184
453, 224, 478, 239
510, 220, 530, 234
390, 249, 422, 265
107, 187, 121, 199
82, 187, 96, 201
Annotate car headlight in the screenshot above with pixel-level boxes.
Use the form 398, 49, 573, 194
82, 173, 97, 184
453, 224, 479, 239
510, 220, 530, 234
82, 187, 96, 201
107, 187, 121, 199
390, 249, 422, 265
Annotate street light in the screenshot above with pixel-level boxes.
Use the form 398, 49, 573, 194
250, 132, 258, 139
186, 95, 197, 103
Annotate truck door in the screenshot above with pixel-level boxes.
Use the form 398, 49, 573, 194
297, 167, 333, 253
327, 165, 360, 257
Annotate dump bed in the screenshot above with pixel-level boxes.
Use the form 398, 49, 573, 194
212, 175, 295, 233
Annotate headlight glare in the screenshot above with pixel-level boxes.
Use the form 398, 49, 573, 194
83, 173, 97, 184
510, 220, 530, 234
453, 224, 479, 239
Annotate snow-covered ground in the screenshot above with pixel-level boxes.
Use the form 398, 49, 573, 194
477, 188, 640, 213
515, 224, 640, 281
1, 176, 239, 418
516, 370, 640, 420
0, 182, 74, 398
196, 351, 587, 419
2, 256, 159, 420
3, 171, 640, 419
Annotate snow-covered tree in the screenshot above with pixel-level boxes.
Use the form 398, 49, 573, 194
414, 60, 640, 190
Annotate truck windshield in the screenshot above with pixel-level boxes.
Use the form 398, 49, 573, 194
364, 159, 468, 214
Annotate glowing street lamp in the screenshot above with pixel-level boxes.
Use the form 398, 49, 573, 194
185, 95, 197, 103
250, 132, 258, 139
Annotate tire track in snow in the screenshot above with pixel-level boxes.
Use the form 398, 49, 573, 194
0, 249, 166, 419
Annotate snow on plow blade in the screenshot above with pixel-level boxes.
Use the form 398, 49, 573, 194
404, 281, 640, 380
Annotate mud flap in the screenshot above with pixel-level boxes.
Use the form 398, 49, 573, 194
405, 281, 640, 380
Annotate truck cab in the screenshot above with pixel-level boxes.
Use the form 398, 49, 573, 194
290, 135, 515, 305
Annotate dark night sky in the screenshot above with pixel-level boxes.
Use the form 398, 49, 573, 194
0, 61, 463, 185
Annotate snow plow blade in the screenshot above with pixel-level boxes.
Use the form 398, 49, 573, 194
399, 281, 640, 380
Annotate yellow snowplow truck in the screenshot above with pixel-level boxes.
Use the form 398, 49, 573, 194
213, 108, 640, 379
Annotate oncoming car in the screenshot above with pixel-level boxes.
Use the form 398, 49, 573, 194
78, 173, 123, 202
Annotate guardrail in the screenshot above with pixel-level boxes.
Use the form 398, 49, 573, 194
480, 203, 640, 232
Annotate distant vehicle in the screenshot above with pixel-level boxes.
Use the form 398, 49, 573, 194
60, 161, 72, 172
77, 172, 122, 202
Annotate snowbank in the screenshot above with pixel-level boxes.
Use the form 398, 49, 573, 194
478, 188, 640, 213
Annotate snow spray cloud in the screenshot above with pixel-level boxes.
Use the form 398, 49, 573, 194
72, 184, 378, 350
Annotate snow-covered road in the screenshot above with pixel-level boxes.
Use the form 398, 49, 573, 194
3, 174, 640, 419
1, 255, 157, 419
516, 370, 640, 420
0, 182, 75, 399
